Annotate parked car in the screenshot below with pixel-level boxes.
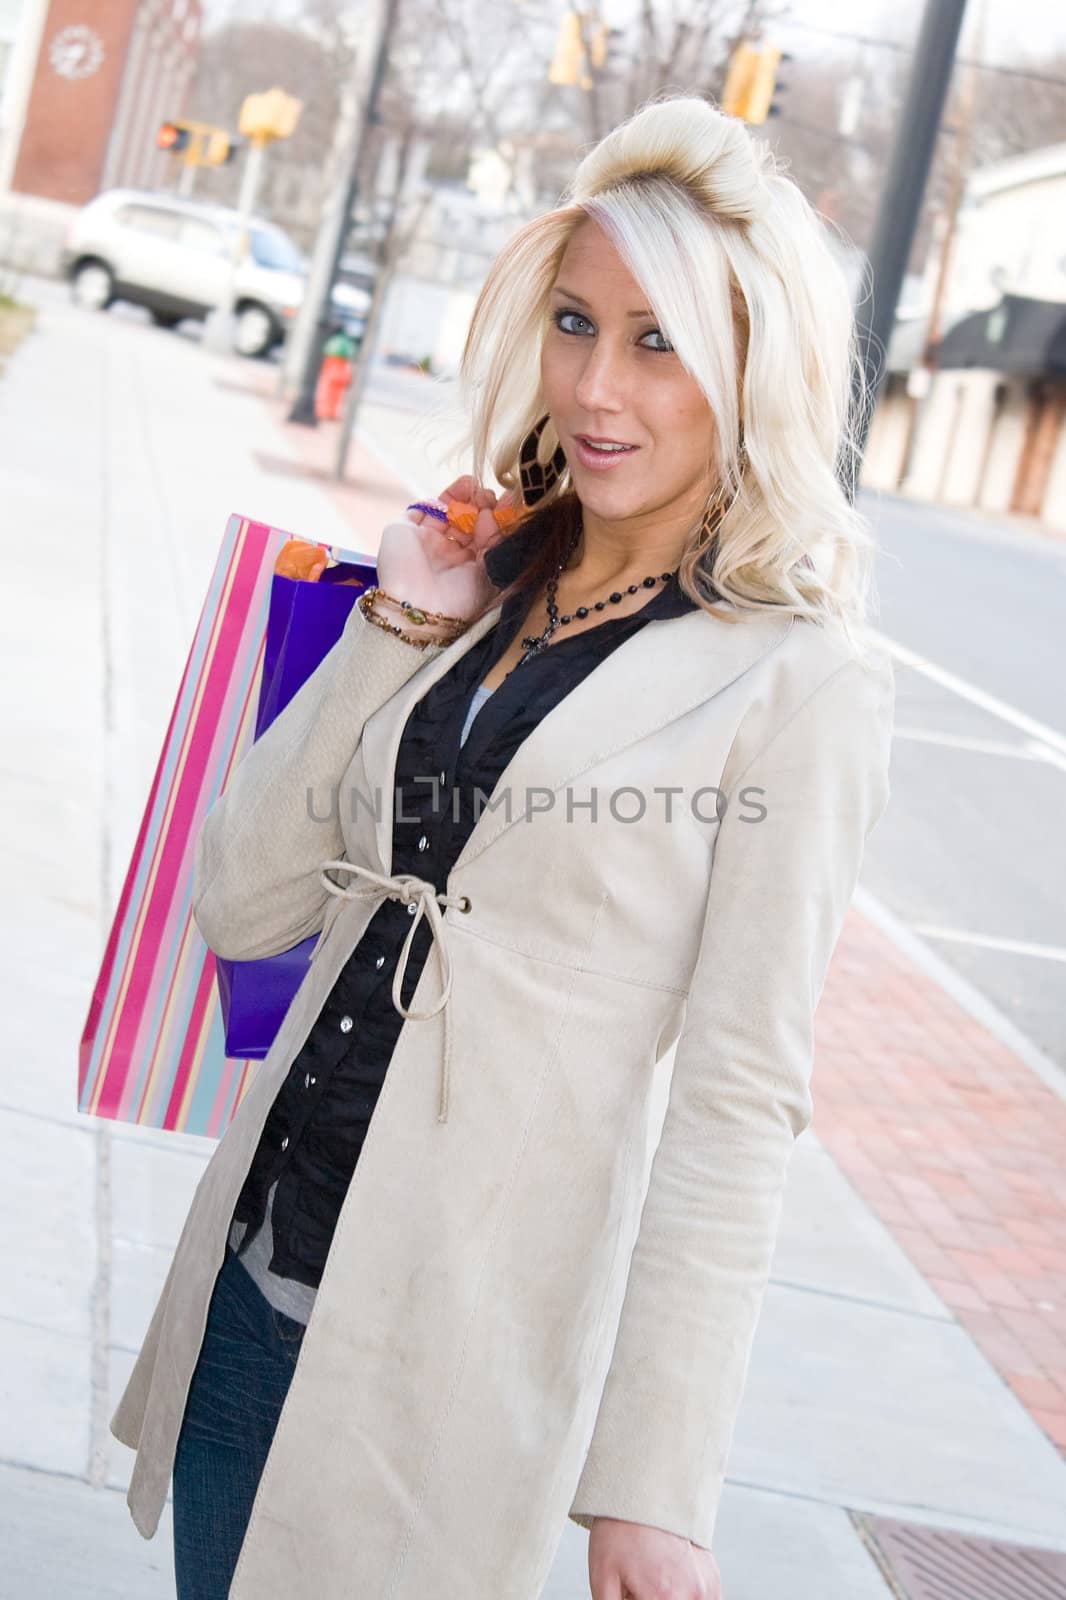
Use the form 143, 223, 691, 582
60, 189, 369, 358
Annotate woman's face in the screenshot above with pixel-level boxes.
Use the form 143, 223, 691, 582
540, 218, 717, 535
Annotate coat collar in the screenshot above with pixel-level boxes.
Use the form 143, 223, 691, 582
359, 592, 794, 877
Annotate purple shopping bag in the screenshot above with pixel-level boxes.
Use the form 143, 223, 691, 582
255, 560, 376, 737
215, 552, 376, 1060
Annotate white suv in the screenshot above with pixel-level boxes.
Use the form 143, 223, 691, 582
61, 189, 368, 357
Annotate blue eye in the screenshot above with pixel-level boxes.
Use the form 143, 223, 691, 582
550, 308, 674, 353
554, 309, 594, 335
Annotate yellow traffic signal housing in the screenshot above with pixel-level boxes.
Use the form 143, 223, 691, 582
203, 128, 236, 167
239, 87, 303, 143
549, 12, 586, 86
157, 119, 236, 166
588, 19, 608, 69
721, 41, 782, 124
721, 42, 759, 119
745, 45, 782, 124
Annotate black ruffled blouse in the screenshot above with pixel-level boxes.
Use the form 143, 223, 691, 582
231, 521, 701, 1286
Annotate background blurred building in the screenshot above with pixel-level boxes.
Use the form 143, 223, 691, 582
0, 0, 200, 272
863, 142, 1066, 533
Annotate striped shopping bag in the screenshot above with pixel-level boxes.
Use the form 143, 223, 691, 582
77, 515, 371, 1138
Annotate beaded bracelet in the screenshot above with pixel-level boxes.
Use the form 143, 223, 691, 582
358, 587, 467, 648
361, 585, 467, 627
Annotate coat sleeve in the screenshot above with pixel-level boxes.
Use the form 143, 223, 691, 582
568, 648, 895, 1552
192, 601, 444, 962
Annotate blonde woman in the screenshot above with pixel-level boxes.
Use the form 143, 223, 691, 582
113, 95, 894, 1600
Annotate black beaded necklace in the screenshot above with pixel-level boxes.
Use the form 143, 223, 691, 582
517, 522, 678, 667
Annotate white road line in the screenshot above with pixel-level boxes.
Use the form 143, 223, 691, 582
911, 925, 1066, 963
867, 629, 1066, 759
892, 726, 1066, 768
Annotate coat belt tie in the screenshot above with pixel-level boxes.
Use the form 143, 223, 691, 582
315, 860, 470, 1124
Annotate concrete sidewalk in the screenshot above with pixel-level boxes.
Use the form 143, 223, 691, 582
1, 289, 1064, 1599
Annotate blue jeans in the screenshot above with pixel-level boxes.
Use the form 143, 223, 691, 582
171, 1244, 306, 1600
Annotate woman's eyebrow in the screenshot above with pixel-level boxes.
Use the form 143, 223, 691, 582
551, 284, 655, 318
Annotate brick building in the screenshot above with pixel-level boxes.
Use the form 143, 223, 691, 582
0, 0, 200, 266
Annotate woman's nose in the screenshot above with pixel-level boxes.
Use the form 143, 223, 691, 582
573, 342, 626, 413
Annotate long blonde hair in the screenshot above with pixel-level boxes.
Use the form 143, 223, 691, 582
459, 94, 878, 644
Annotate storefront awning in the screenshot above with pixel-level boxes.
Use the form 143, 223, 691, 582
935, 295, 1066, 378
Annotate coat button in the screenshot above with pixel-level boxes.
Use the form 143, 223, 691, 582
407, 902, 417, 916
281, 1136, 289, 1150
304, 1073, 311, 1088
375, 954, 386, 969
439, 769, 446, 785
339, 1015, 353, 1033
417, 834, 429, 852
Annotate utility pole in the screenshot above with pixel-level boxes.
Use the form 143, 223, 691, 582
333, 127, 427, 480
922, 0, 987, 357
896, 0, 986, 489
852, 0, 968, 468
286, 0, 401, 426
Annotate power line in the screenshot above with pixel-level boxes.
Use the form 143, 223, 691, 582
776, 18, 1066, 89
959, 58, 1066, 89
776, 19, 912, 56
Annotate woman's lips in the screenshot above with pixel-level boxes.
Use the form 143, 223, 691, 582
571, 435, 640, 472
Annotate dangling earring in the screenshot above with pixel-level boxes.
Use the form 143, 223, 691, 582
519, 415, 568, 506
701, 438, 746, 541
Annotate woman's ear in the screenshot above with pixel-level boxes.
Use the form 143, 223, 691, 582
519, 415, 568, 506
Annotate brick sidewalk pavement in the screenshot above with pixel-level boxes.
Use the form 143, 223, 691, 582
815, 908, 1066, 1455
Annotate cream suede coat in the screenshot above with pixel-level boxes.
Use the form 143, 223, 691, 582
112, 588, 894, 1598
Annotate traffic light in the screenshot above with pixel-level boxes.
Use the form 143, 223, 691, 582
549, 12, 586, 87
157, 120, 240, 167
746, 45, 782, 124
548, 12, 617, 90
203, 129, 239, 167
239, 87, 303, 143
157, 122, 191, 153
721, 41, 787, 125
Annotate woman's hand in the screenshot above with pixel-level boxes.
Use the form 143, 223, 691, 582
375, 474, 518, 632
588, 1518, 722, 1600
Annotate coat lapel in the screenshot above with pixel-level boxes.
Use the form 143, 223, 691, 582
359, 600, 795, 875
359, 601, 506, 871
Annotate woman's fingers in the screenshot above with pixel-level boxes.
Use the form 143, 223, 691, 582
473, 505, 500, 545
438, 474, 476, 505
435, 477, 500, 513
398, 481, 510, 570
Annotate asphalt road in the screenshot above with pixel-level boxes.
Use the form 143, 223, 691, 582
858, 491, 1066, 1073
